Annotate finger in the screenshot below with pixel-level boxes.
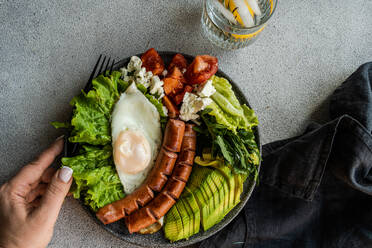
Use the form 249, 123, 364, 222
26, 183, 48, 203
41, 167, 57, 183
34, 166, 73, 224
11, 137, 64, 186
29, 197, 42, 209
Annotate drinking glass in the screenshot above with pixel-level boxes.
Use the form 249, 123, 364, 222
202, 0, 277, 49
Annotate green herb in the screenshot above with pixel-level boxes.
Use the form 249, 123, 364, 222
195, 109, 260, 179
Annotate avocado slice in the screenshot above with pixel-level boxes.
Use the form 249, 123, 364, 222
187, 166, 212, 191
234, 173, 243, 205
213, 165, 236, 209
164, 205, 184, 242
187, 192, 201, 235
204, 170, 225, 212
177, 199, 192, 239
182, 187, 201, 236
202, 171, 231, 231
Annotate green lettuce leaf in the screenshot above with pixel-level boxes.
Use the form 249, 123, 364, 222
61, 145, 125, 211
68, 72, 122, 145
207, 75, 258, 132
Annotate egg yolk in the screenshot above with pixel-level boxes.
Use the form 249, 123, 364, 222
113, 130, 151, 175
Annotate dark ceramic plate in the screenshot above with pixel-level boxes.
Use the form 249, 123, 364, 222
64, 52, 261, 247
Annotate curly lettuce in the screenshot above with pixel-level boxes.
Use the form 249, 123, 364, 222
61, 145, 125, 211
67, 72, 122, 145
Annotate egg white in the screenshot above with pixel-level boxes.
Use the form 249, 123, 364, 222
111, 82, 162, 194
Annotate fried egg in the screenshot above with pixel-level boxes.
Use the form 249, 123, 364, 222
111, 82, 162, 194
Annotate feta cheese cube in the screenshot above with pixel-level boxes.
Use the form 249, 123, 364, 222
197, 79, 216, 98
134, 67, 150, 88
162, 69, 168, 77
180, 92, 212, 122
127, 56, 142, 72
149, 76, 164, 99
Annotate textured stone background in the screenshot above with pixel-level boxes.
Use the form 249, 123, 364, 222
1, 0, 371, 247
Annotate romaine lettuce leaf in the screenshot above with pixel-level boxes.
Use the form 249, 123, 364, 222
207, 75, 258, 132
61, 145, 125, 211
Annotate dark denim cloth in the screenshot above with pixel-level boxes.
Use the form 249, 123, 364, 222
200, 63, 372, 248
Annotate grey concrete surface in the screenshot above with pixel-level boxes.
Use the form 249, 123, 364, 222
0, 0, 371, 247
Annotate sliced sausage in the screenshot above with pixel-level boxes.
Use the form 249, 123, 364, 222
162, 119, 185, 152
154, 148, 178, 176
163, 177, 186, 199
181, 124, 196, 152
177, 149, 196, 166
96, 185, 154, 225
147, 192, 176, 219
172, 163, 193, 182
126, 207, 157, 234
96, 201, 124, 225
146, 171, 168, 192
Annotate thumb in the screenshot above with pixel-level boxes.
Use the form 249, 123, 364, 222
36, 166, 73, 223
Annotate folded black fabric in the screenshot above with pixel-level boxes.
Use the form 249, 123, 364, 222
200, 63, 372, 248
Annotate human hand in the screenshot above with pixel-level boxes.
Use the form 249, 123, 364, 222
0, 137, 73, 248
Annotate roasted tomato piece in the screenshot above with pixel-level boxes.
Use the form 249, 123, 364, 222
168, 54, 188, 72
168, 67, 186, 84
163, 77, 183, 96
173, 85, 193, 105
141, 48, 165, 75
163, 95, 179, 118
185, 55, 218, 85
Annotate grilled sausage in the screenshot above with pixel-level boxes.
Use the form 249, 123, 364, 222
172, 163, 193, 182
177, 149, 196, 166
125, 123, 196, 233
163, 178, 186, 199
96, 119, 185, 225
126, 207, 157, 234
127, 192, 176, 233
181, 124, 196, 151
163, 119, 185, 152
96, 185, 154, 225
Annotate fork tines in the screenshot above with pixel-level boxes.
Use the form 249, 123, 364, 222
84, 55, 115, 92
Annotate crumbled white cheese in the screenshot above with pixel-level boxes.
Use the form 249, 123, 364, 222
123, 75, 134, 83
134, 67, 151, 88
120, 67, 128, 77
182, 68, 187, 74
149, 76, 164, 99
127, 56, 142, 72
197, 79, 216, 98
162, 106, 168, 116
161, 69, 168, 77
180, 92, 212, 122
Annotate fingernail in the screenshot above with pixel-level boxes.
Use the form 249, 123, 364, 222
59, 166, 73, 183
56, 135, 65, 141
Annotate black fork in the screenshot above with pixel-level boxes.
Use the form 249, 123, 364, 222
84, 55, 115, 92
64, 55, 115, 156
